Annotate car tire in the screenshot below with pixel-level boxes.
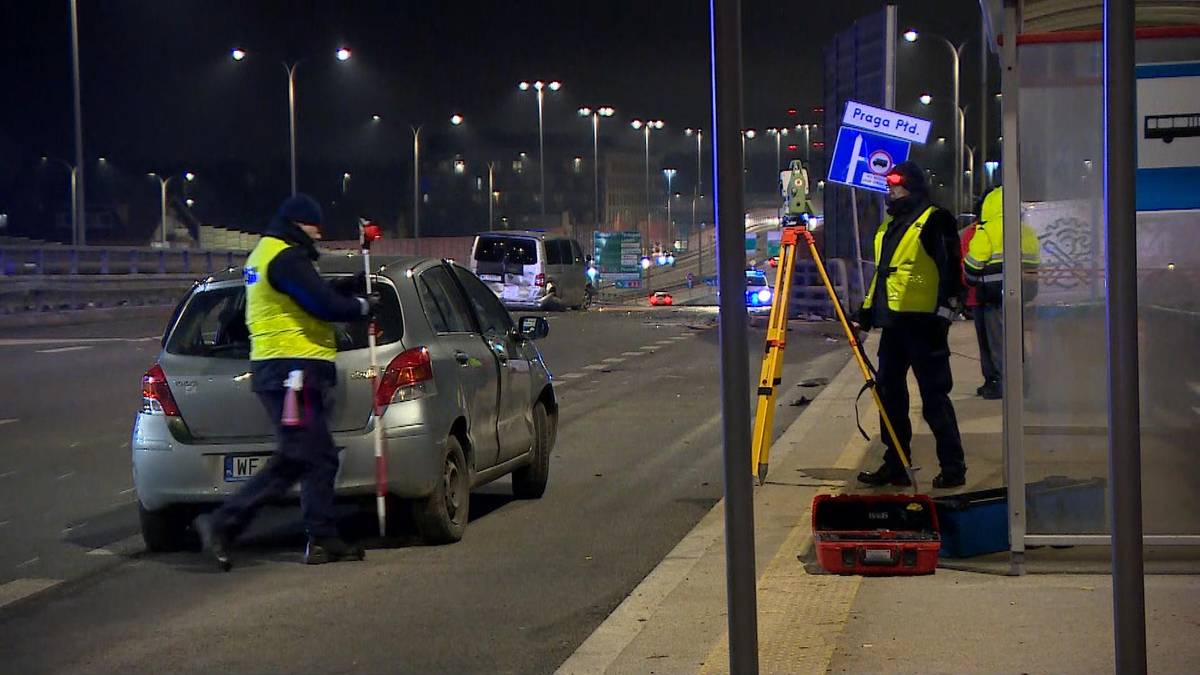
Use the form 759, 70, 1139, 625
138, 501, 195, 552
412, 436, 469, 544
512, 401, 553, 499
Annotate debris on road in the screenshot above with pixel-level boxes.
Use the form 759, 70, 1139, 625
798, 377, 829, 388
789, 396, 812, 407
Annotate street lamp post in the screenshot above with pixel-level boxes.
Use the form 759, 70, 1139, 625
631, 119, 665, 248
765, 127, 788, 176
519, 80, 562, 227
41, 157, 78, 245
487, 162, 497, 232
905, 29, 966, 216
578, 106, 615, 237
341, 172, 351, 195
663, 168, 677, 246
69, 0, 86, 246
148, 171, 195, 246
232, 46, 351, 195
740, 129, 757, 173
794, 124, 813, 163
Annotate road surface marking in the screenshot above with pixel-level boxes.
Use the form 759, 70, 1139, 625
87, 534, 144, 557
638, 346, 658, 351
556, 373, 585, 380
582, 364, 610, 371
0, 520, 10, 527
0, 418, 17, 426
119, 487, 136, 495
0, 470, 17, 479
601, 357, 626, 364
0, 337, 156, 346
55, 471, 76, 481
36, 345, 93, 354
620, 351, 645, 357
15, 557, 40, 569
0, 578, 61, 610
653, 339, 675, 345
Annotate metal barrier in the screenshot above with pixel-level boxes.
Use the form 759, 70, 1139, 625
0, 244, 244, 276
0, 274, 199, 315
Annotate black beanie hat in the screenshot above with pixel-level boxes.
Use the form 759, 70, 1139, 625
274, 193, 324, 227
886, 161, 928, 196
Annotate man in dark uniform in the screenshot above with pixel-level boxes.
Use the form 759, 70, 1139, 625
854, 162, 967, 489
195, 194, 377, 571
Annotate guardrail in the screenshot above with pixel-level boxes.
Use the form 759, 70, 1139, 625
0, 274, 199, 315
0, 244, 246, 276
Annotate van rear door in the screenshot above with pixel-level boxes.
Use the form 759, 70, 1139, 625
471, 235, 542, 304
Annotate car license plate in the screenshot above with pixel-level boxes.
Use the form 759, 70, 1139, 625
224, 455, 270, 482
479, 274, 502, 282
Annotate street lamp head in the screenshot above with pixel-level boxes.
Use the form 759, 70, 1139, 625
533, 80, 545, 91
372, 114, 381, 122
98, 157, 107, 163
937, 136, 946, 143
548, 81, 562, 91
995, 92, 1003, 100
744, 129, 756, 139
631, 119, 644, 130
184, 171, 195, 181
578, 107, 592, 116
336, 47, 352, 61
903, 29, 919, 42
685, 127, 699, 136
663, 168, 677, 178
186, 198, 195, 207
652, 120, 664, 129
518, 81, 530, 91
343, 172, 351, 179
919, 94, 933, 105
231, 48, 246, 61
599, 107, 615, 117
450, 114, 464, 126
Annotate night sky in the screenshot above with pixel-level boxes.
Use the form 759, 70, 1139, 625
0, 1, 984, 239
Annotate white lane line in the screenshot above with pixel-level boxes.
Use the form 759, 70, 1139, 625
583, 364, 610, 371
0, 520, 10, 527
601, 357, 626, 364
0, 418, 17, 426
15, 557, 40, 569
0, 470, 17, 479
0, 337, 157, 346
669, 335, 691, 340
639, 346, 659, 351
0, 578, 62, 610
653, 340, 675, 346
556, 373, 585, 380
119, 487, 136, 495
621, 351, 646, 357
36, 345, 93, 354
87, 534, 144, 557
56, 471, 76, 481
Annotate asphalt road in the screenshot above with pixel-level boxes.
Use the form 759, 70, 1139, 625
0, 306, 847, 674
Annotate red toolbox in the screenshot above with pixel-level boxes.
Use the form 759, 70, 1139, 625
812, 493, 941, 575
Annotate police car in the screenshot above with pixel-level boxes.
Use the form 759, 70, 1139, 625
745, 270, 774, 309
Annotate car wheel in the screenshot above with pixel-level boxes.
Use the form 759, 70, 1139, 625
512, 401, 553, 499
412, 436, 469, 544
138, 501, 196, 552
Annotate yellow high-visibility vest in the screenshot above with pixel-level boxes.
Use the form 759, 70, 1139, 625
863, 206, 941, 315
243, 236, 336, 361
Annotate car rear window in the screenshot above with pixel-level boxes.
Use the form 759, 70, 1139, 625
165, 278, 401, 359
746, 273, 767, 287
473, 236, 538, 266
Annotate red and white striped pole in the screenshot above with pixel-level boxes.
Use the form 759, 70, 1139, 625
359, 219, 387, 537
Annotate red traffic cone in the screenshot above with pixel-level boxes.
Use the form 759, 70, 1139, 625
281, 369, 304, 427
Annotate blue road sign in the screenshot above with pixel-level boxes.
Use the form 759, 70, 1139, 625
826, 126, 912, 193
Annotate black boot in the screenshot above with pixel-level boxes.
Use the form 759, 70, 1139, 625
932, 472, 966, 489
857, 464, 912, 487
304, 537, 366, 565
980, 380, 1003, 400
193, 514, 232, 572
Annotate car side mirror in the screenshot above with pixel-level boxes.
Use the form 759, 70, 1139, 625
518, 315, 549, 341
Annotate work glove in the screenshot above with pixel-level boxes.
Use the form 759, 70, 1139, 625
361, 291, 383, 319
331, 271, 366, 294
853, 306, 873, 333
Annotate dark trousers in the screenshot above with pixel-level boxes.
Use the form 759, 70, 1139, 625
974, 304, 1003, 384
210, 383, 341, 540
876, 318, 966, 477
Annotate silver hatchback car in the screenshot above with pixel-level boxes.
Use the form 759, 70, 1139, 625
132, 255, 556, 550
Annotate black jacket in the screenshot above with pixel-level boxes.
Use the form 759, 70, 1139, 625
860, 196, 963, 331
250, 219, 368, 392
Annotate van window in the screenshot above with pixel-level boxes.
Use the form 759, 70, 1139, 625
474, 236, 538, 266
165, 279, 401, 359
545, 239, 571, 265
569, 239, 584, 263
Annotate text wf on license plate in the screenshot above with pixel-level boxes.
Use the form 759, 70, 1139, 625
224, 455, 270, 482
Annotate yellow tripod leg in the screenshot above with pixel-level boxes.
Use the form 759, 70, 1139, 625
800, 230, 918, 492
750, 234, 798, 484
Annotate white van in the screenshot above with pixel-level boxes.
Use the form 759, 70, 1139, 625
470, 231, 590, 310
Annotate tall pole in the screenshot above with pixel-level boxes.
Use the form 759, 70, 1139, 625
537, 87, 547, 226
488, 162, 495, 232
979, 20, 988, 196
412, 126, 421, 238
711, 0, 758, 671
286, 63, 298, 195
157, 176, 169, 246
1104, 0, 1147, 671
69, 0, 86, 245
946, 38, 962, 217
643, 127, 651, 247
592, 113, 600, 233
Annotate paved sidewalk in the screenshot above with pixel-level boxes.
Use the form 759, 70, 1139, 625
558, 321, 1200, 674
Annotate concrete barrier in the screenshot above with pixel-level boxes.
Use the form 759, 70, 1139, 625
0, 274, 198, 318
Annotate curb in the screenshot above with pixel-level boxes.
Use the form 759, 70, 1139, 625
0, 304, 173, 330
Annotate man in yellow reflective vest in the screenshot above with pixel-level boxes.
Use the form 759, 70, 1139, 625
963, 186, 1041, 399
195, 194, 377, 571
855, 162, 967, 489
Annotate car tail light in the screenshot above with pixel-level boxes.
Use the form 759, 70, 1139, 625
534, 273, 546, 287
376, 347, 434, 407
142, 363, 181, 416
